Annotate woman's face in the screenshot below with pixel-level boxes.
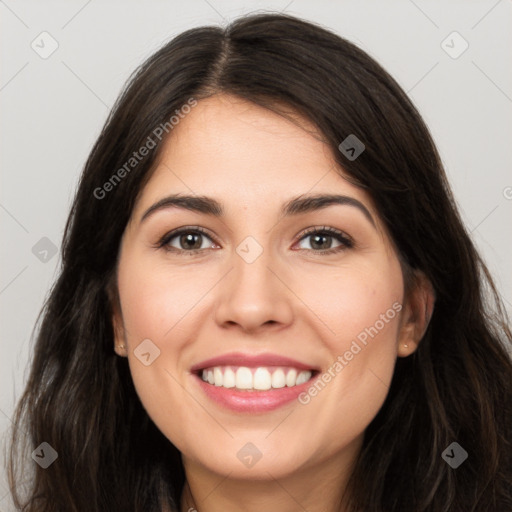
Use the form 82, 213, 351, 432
113, 94, 412, 481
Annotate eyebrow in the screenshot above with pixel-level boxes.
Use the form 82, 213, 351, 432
140, 193, 375, 227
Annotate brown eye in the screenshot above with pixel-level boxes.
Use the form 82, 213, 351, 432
296, 227, 353, 254
176, 232, 204, 250
158, 227, 218, 253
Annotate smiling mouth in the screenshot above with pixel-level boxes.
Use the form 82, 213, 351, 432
197, 366, 318, 391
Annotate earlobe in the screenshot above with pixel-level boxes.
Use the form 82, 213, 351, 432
397, 270, 435, 358
112, 313, 128, 357
114, 342, 127, 357
110, 291, 128, 358
113, 317, 128, 357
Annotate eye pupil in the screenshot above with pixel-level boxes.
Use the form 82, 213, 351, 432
181, 233, 202, 250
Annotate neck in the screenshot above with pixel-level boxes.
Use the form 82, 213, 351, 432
179, 438, 361, 512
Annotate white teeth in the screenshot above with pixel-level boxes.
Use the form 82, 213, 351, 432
253, 368, 272, 390
236, 367, 253, 389
214, 367, 223, 386
200, 366, 313, 390
296, 371, 311, 385
286, 369, 297, 387
271, 369, 286, 388
223, 368, 236, 388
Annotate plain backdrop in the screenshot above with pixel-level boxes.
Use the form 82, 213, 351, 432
1, 0, 511, 509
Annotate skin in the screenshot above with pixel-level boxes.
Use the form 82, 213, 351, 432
112, 94, 434, 512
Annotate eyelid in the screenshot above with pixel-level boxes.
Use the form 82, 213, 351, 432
296, 225, 353, 244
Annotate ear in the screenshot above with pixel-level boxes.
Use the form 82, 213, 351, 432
397, 270, 435, 358
109, 283, 128, 358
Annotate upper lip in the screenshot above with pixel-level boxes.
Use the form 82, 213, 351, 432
190, 352, 319, 373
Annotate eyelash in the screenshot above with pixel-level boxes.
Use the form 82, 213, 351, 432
156, 225, 354, 256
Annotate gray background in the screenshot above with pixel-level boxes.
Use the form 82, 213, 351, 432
1, 0, 511, 509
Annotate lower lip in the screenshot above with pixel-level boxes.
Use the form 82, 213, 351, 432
194, 374, 317, 413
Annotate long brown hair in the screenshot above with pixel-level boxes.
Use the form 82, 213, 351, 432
7, 13, 512, 511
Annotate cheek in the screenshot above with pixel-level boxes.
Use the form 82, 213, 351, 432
116, 254, 218, 443
292, 258, 403, 344
115, 256, 180, 400
293, 259, 403, 420
117, 255, 211, 342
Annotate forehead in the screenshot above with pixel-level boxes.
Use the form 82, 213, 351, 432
133, 94, 377, 221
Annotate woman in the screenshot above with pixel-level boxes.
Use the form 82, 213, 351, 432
8, 12, 512, 512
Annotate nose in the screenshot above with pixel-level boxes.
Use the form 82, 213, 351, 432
214, 240, 294, 334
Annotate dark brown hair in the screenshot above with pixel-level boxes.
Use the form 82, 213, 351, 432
7, 12, 512, 512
